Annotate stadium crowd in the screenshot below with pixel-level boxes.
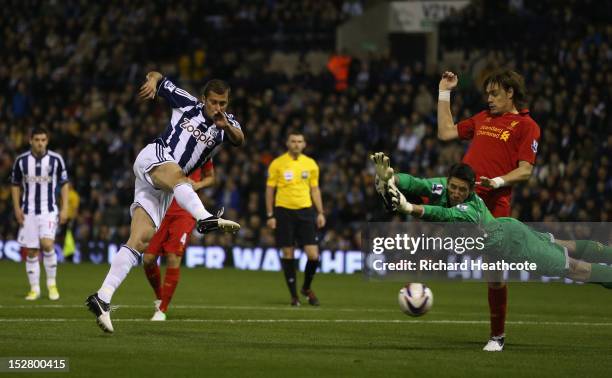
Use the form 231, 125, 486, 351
0, 0, 610, 255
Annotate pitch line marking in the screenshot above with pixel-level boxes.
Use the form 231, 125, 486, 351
1, 318, 612, 327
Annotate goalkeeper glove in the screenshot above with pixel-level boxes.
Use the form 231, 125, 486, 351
388, 185, 414, 214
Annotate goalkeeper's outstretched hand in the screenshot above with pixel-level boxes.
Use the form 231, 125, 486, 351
370, 152, 394, 182
388, 185, 414, 214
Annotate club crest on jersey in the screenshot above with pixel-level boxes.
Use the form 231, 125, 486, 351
531, 139, 538, 153
284, 171, 294, 181
431, 183, 444, 195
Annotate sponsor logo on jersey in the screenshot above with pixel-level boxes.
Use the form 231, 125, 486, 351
24, 175, 52, 183
180, 118, 220, 147
456, 204, 468, 212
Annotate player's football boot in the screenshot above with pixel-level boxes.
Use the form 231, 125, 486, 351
483, 335, 505, 352
154, 299, 162, 312
151, 310, 167, 321
85, 293, 114, 333
25, 290, 40, 301
290, 297, 301, 307
197, 208, 240, 234
48, 285, 60, 301
300, 288, 320, 306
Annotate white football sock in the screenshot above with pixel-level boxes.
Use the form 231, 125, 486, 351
42, 250, 57, 287
97, 245, 139, 303
173, 182, 212, 220
26, 255, 40, 293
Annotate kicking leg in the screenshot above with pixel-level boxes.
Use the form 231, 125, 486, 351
149, 163, 239, 233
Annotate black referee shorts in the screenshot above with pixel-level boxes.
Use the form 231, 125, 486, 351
274, 206, 317, 248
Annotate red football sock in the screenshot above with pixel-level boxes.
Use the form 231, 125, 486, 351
488, 285, 507, 337
160, 267, 180, 313
144, 263, 162, 300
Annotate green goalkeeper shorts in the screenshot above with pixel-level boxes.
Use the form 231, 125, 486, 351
484, 217, 569, 277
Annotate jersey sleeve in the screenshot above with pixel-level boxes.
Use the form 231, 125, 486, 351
266, 160, 279, 187
224, 112, 242, 130
310, 161, 320, 188
516, 120, 541, 164
10, 157, 23, 185
456, 114, 477, 140
155, 77, 199, 109
421, 203, 479, 223
396, 174, 446, 199
56, 155, 69, 185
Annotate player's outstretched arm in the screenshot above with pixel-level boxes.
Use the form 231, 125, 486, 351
437, 71, 459, 141
138, 71, 163, 100
478, 161, 534, 189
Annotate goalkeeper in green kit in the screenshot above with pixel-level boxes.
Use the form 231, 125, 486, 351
371, 152, 612, 288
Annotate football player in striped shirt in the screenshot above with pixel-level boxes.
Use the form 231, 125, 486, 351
11, 127, 69, 301
86, 72, 244, 333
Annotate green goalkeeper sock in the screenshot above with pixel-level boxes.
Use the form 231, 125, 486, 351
589, 263, 612, 289
575, 240, 612, 263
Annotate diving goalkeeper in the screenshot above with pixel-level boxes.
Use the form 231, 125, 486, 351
371, 152, 612, 288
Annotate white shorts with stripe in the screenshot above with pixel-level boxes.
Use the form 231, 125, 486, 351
130, 141, 176, 229
18, 212, 58, 249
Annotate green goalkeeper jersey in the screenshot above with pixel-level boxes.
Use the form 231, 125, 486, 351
395, 173, 496, 224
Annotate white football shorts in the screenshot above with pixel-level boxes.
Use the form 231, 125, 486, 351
130, 141, 176, 229
17, 212, 58, 249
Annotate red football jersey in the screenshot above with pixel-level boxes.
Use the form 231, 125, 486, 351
457, 109, 540, 198
165, 160, 214, 217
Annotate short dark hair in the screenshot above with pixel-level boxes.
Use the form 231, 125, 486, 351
448, 163, 476, 189
30, 126, 49, 138
483, 69, 527, 108
203, 79, 230, 98
286, 129, 305, 141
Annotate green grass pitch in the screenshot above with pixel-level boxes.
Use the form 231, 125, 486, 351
1, 260, 612, 377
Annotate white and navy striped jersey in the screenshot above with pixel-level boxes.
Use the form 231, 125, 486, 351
11, 150, 69, 215
154, 77, 241, 176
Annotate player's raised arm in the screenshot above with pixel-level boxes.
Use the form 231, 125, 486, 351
437, 71, 459, 141
139, 71, 199, 109
139, 71, 163, 100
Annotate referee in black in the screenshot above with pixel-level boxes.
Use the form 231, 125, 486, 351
266, 131, 325, 306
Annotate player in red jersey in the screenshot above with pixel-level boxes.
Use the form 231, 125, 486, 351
143, 160, 215, 321
437, 69, 540, 351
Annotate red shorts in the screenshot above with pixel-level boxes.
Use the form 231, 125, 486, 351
146, 214, 196, 257
478, 190, 511, 218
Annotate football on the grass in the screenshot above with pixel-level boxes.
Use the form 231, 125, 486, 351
398, 283, 433, 316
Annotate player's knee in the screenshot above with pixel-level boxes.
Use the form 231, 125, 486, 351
167, 254, 181, 268
128, 230, 154, 253
142, 253, 156, 266
39, 240, 54, 252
